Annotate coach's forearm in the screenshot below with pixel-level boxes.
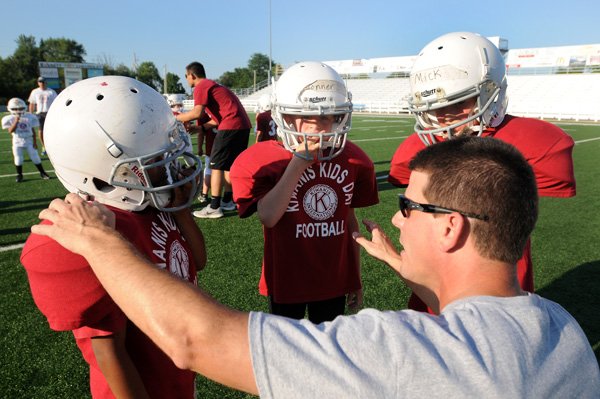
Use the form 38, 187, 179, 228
76, 226, 257, 394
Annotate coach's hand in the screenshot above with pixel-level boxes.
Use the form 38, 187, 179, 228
32, 193, 117, 256
353, 219, 403, 276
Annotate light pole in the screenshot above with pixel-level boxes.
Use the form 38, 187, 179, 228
268, 0, 272, 86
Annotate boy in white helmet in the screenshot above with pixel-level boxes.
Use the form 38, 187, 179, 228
388, 32, 576, 313
230, 61, 379, 323
2, 97, 51, 182
21, 76, 205, 399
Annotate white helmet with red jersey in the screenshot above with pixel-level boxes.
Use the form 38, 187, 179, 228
44, 76, 202, 212
258, 93, 272, 112
409, 32, 508, 145
7, 98, 27, 116
271, 61, 352, 161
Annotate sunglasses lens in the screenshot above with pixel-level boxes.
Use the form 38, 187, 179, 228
399, 196, 408, 217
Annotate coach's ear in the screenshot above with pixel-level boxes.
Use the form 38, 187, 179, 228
437, 212, 468, 252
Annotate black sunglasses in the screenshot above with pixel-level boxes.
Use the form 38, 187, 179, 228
398, 194, 489, 221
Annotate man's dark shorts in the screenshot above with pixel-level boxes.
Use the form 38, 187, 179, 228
209, 129, 250, 171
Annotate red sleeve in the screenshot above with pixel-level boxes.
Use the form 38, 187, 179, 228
388, 134, 426, 187
529, 134, 576, 197
20, 222, 125, 332
193, 80, 213, 107
493, 117, 576, 198
230, 142, 290, 218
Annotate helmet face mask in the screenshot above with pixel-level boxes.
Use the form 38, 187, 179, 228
271, 62, 352, 161
45, 76, 202, 212
7, 98, 27, 116
408, 32, 508, 146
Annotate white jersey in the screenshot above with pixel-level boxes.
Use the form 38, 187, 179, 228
2, 113, 39, 146
28, 87, 57, 113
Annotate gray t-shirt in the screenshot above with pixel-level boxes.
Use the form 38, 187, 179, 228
250, 294, 600, 398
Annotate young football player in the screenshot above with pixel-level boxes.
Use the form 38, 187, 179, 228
21, 76, 206, 399
230, 61, 379, 323
2, 97, 51, 182
387, 32, 576, 312
255, 93, 277, 143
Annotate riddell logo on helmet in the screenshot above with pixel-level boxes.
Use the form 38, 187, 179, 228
308, 96, 326, 103
420, 89, 437, 97
130, 165, 147, 186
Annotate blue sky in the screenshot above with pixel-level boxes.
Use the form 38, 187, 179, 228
1, 0, 599, 92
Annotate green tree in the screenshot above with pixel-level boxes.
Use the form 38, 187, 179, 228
217, 53, 277, 90
39, 38, 86, 63
104, 63, 135, 77
136, 61, 162, 91
165, 72, 185, 93
247, 53, 271, 83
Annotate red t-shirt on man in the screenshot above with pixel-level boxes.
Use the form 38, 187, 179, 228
193, 79, 251, 130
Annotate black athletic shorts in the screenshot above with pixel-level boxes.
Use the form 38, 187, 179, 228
209, 128, 250, 171
37, 112, 47, 131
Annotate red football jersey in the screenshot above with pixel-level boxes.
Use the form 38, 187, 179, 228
193, 79, 251, 130
388, 115, 576, 311
21, 207, 197, 399
256, 110, 277, 142
230, 141, 379, 303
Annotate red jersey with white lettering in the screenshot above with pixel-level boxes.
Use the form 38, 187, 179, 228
20, 207, 197, 399
256, 110, 277, 142
230, 140, 379, 303
388, 115, 576, 310
193, 79, 251, 130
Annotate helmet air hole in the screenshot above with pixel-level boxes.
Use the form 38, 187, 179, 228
96, 94, 104, 101
66, 99, 72, 106
130, 88, 139, 93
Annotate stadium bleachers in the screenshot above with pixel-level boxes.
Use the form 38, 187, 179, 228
238, 73, 600, 121
506, 74, 600, 121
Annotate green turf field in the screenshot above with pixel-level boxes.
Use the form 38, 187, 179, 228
1, 113, 599, 398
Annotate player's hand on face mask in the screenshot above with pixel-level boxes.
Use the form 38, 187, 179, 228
292, 137, 322, 161
32, 193, 117, 255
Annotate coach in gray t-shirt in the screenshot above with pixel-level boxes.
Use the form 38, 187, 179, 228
34, 137, 600, 397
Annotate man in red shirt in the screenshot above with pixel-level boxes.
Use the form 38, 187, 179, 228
388, 32, 576, 312
21, 76, 206, 398
176, 62, 252, 218
230, 62, 379, 323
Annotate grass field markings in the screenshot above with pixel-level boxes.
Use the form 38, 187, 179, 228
0, 169, 55, 179
353, 135, 408, 143
0, 243, 25, 253
574, 137, 600, 144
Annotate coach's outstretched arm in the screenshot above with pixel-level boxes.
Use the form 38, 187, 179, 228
32, 193, 258, 395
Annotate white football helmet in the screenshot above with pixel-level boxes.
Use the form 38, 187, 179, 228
271, 61, 352, 161
44, 76, 202, 212
258, 93, 272, 112
7, 98, 27, 116
408, 32, 508, 146
166, 93, 186, 113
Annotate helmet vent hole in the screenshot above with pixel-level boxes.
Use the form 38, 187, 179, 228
66, 99, 73, 106
438, 46, 444, 50
130, 87, 139, 93
96, 94, 104, 101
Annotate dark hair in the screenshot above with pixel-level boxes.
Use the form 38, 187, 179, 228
409, 136, 538, 265
185, 62, 206, 79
